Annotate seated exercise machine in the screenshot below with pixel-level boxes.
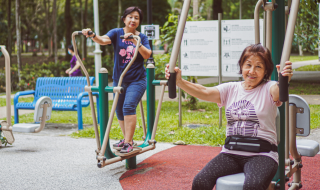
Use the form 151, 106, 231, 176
216, 0, 319, 189
71, 31, 167, 169
0, 46, 52, 147
167, 0, 319, 189
216, 95, 319, 189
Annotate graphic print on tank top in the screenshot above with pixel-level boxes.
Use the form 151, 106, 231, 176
119, 40, 136, 65
226, 100, 260, 137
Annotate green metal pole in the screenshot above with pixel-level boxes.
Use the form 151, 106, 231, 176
140, 64, 155, 148
98, 69, 116, 159
271, 0, 285, 189
126, 156, 137, 169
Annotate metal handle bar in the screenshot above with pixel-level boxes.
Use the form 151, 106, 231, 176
167, 0, 191, 99
0, 46, 12, 127
120, 35, 134, 39
71, 31, 101, 152
278, 0, 299, 102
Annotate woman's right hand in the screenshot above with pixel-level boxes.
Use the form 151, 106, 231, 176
81, 28, 94, 38
165, 64, 182, 85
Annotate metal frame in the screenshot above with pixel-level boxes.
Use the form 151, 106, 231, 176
167, 0, 302, 188
0, 46, 52, 145
0, 46, 15, 145
257, 0, 301, 189
72, 32, 167, 169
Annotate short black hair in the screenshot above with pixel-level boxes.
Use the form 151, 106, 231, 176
67, 45, 81, 57
121, 6, 143, 24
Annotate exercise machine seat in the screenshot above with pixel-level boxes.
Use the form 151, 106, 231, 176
13, 96, 52, 133
12, 123, 41, 133
216, 173, 244, 190
296, 139, 319, 157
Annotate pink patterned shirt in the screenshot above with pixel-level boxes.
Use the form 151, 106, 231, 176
216, 81, 279, 163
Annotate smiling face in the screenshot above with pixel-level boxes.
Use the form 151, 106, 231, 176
123, 11, 140, 29
242, 55, 266, 88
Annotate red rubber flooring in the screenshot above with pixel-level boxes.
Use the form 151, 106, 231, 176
120, 145, 320, 190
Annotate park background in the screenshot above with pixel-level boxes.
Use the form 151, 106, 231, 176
0, 0, 320, 146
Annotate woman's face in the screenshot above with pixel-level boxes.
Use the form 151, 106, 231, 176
242, 55, 266, 88
123, 11, 140, 29
68, 49, 73, 55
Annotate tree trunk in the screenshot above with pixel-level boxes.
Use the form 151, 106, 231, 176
117, 0, 122, 28
44, 0, 52, 57
16, 0, 22, 83
7, 0, 12, 57
193, 0, 199, 19
26, 34, 28, 53
207, 6, 212, 20
65, 0, 72, 60
83, 0, 88, 60
80, 0, 84, 60
212, 0, 223, 20
39, 30, 42, 54
53, 0, 57, 64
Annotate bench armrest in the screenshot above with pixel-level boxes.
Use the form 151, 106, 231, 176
14, 90, 35, 105
77, 92, 99, 101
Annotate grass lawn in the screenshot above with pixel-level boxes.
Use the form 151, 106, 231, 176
294, 64, 320, 71
0, 97, 34, 107
289, 81, 320, 95
2, 100, 320, 146
290, 55, 318, 62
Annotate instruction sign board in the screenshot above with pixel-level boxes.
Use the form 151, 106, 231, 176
181, 21, 219, 76
221, 19, 264, 77
141, 25, 159, 40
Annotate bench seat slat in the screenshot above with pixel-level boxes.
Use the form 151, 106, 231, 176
16, 100, 90, 110
14, 77, 98, 130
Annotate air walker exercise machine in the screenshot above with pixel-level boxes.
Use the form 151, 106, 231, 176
71, 31, 167, 169
0, 46, 53, 147
167, 0, 319, 189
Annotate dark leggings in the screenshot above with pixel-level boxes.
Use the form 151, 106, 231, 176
192, 153, 278, 190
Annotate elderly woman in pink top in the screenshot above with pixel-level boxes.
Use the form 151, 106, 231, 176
165, 44, 293, 190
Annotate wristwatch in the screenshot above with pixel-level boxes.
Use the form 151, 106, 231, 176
139, 43, 143, 48
91, 33, 96, 39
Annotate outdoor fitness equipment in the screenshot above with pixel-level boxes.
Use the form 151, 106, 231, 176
167, 0, 319, 189
0, 46, 52, 147
71, 31, 167, 169
216, 95, 319, 190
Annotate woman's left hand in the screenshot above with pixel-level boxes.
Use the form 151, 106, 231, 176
276, 61, 293, 82
124, 33, 138, 46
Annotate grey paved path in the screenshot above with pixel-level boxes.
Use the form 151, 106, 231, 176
0, 105, 34, 119
0, 126, 174, 190
292, 59, 320, 69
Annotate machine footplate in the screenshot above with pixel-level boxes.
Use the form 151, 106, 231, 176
114, 147, 142, 157
2, 130, 15, 144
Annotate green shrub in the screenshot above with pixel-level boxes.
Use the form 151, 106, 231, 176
0, 55, 114, 92
154, 53, 170, 79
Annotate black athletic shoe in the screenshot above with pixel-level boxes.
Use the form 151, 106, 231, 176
113, 139, 125, 150
120, 143, 133, 153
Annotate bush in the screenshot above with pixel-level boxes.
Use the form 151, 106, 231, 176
154, 53, 171, 79
0, 55, 114, 92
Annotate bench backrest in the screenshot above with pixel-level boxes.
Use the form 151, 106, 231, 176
34, 77, 95, 102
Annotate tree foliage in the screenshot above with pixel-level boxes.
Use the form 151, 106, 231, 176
294, 0, 319, 54
0, 0, 170, 59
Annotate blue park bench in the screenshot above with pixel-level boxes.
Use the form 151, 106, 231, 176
13, 77, 99, 130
